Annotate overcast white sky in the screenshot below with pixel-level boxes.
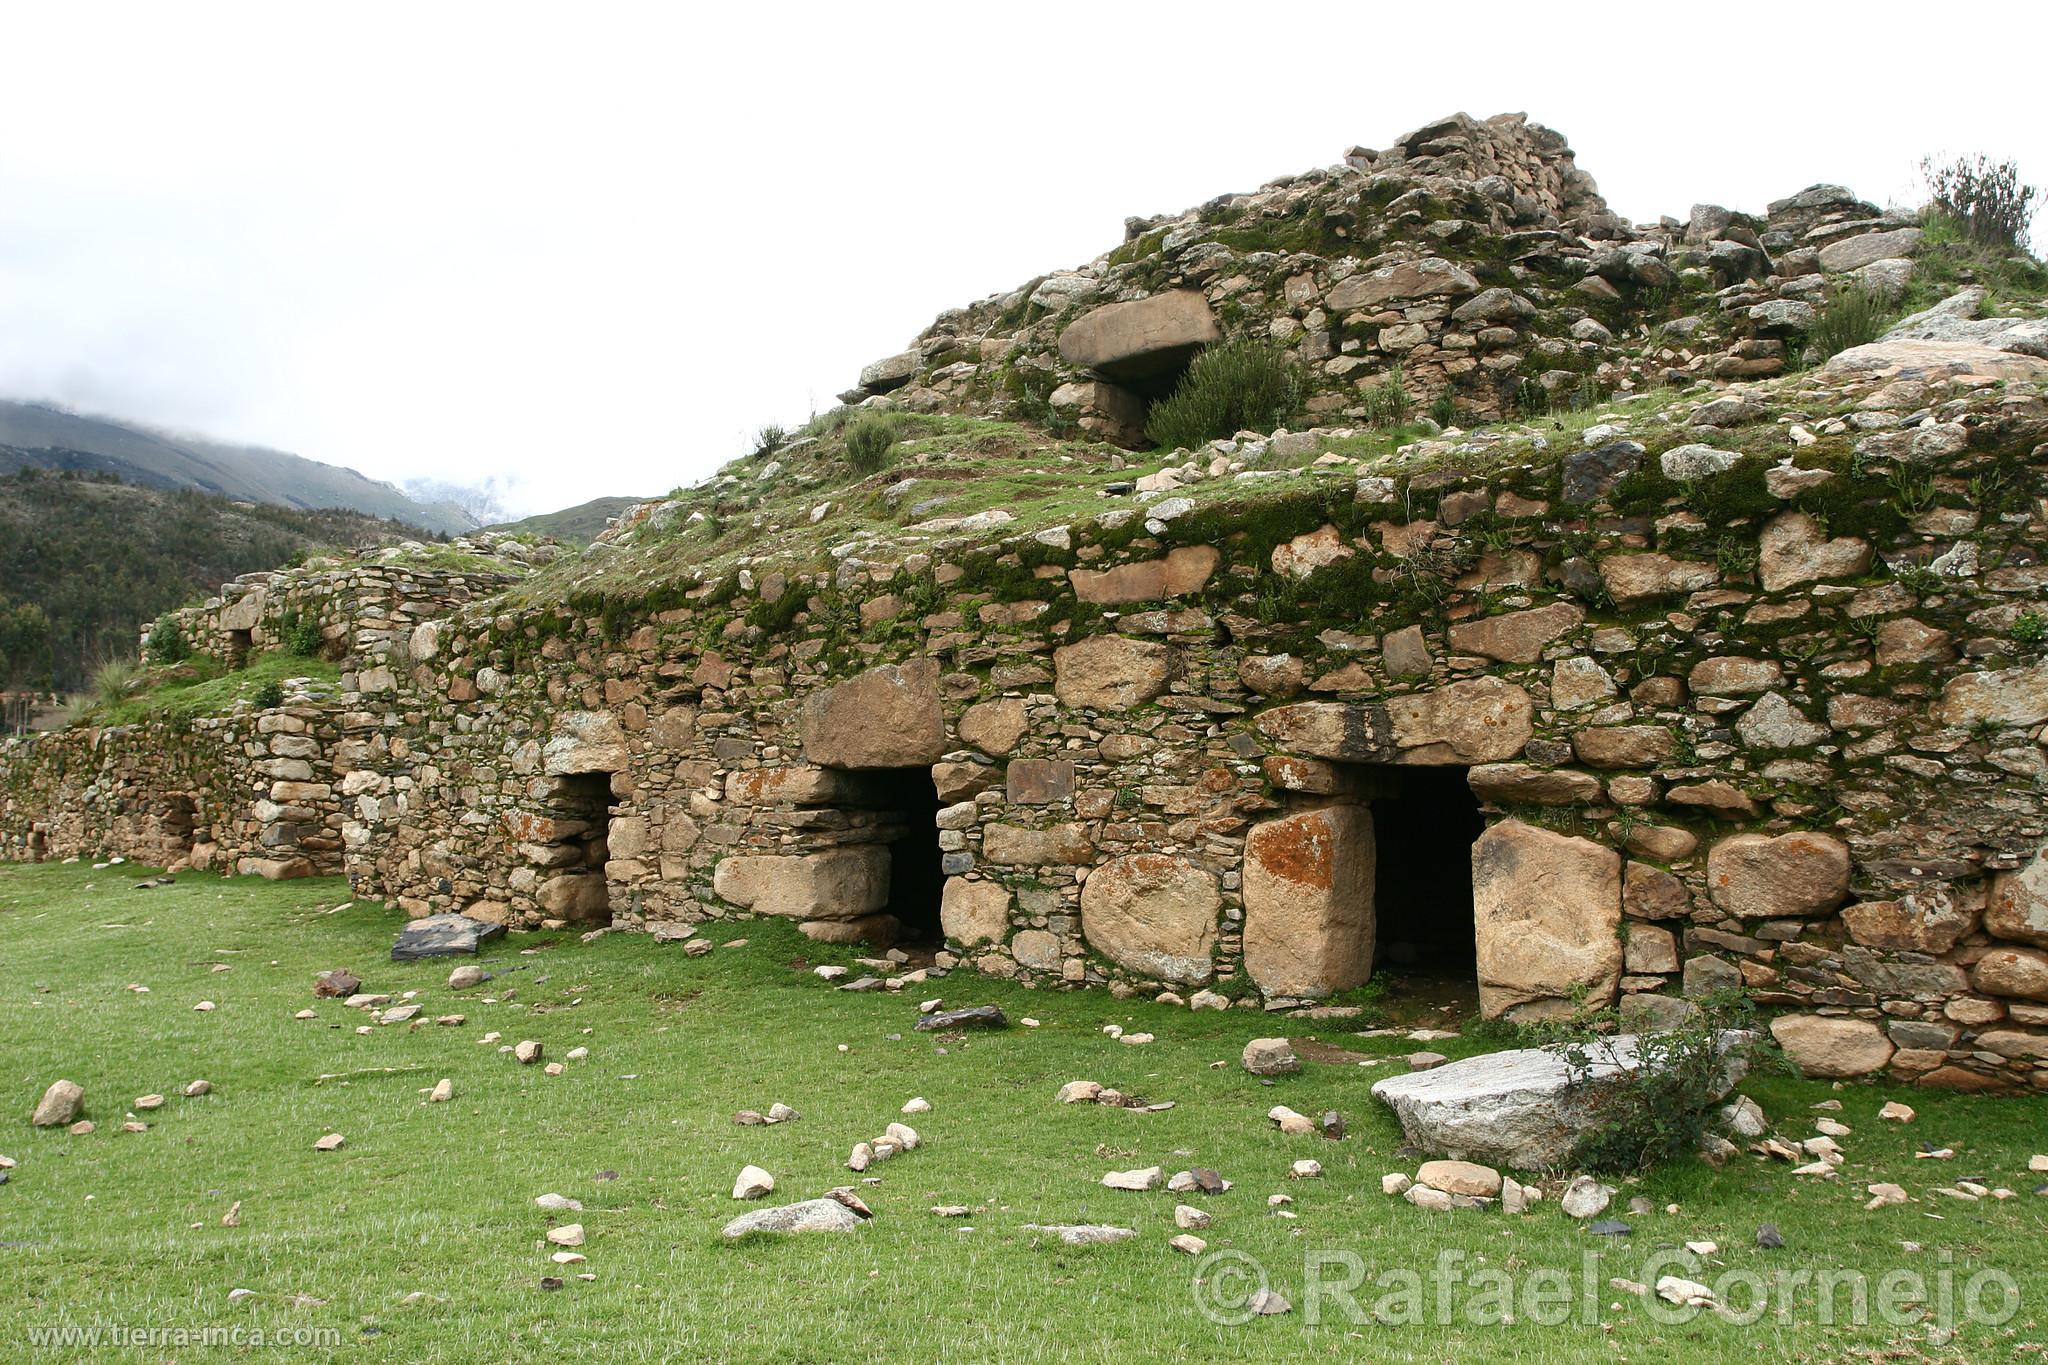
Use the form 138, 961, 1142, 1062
2, 2, 2043, 518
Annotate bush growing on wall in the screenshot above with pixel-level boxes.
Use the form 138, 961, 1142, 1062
1145, 339, 1301, 451
144, 619, 190, 665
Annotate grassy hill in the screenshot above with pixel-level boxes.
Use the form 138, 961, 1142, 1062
488, 495, 646, 545
0, 399, 476, 534
0, 468, 423, 690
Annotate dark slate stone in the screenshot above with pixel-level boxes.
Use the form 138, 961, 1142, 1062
1189, 1167, 1227, 1194
1562, 441, 1644, 504
1587, 1219, 1632, 1237
915, 1004, 1008, 1032
1755, 1223, 1784, 1249
390, 913, 506, 961
1556, 556, 1605, 601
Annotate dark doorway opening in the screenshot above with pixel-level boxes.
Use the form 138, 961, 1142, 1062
226, 629, 253, 668
536, 772, 613, 924
158, 793, 197, 866
1367, 766, 1481, 978
855, 766, 944, 946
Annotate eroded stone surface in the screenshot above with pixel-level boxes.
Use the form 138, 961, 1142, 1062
1472, 819, 1621, 1020
1243, 806, 1375, 998
1080, 854, 1220, 985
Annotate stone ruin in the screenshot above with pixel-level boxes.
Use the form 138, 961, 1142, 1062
4, 112, 2048, 1092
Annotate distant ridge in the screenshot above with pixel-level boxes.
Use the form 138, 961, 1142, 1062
0, 398, 476, 534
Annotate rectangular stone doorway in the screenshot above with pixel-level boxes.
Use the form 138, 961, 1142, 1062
532, 772, 613, 924
856, 767, 945, 946
1362, 766, 1481, 983
1242, 762, 1481, 1004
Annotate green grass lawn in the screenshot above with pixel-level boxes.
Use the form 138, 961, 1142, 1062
1, 863, 2042, 1363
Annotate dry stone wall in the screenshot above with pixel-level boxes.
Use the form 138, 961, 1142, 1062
3, 120, 2047, 1097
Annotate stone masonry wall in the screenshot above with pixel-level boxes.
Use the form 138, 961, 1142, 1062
3, 124, 2047, 1095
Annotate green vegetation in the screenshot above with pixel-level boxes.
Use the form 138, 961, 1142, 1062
844, 412, 905, 473
1, 864, 2043, 1363
94, 651, 340, 727
1921, 152, 2039, 252
1145, 339, 1302, 452
753, 423, 790, 460
0, 468, 415, 690
1562, 992, 1775, 1173
1802, 285, 1890, 365
1356, 366, 1412, 428
90, 656, 143, 709
143, 618, 190, 666
275, 609, 326, 659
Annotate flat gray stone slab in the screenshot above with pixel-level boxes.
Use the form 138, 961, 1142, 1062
1022, 1223, 1136, 1246
391, 914, 506, 961
1370, 1032, 1750, 1170
721, 1198, 863, 1239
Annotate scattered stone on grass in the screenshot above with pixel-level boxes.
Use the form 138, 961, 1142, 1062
31, 1081, 83, 1128
1248, 1289, 1291, 1316
1242, 1038, 1299, 1075
1561, 1177, 1613, 1219
723, 1199, 864, 1238
514, 1040, 544, 1064
1371, 1031, 1749, 1168
1757, 1224, 1784, 1249
1174, 1204, 1211, 1230
1021, 1223, 1134, 1246
1102, 1166, 1163, 1191
1415, 1160, 1501, 1198
1266, 1105, 1315, 1135
391, 913, 505, 961
546, 1224, 585, 1247
446, 964, 487, 990
183, 1080, 212, 1098
1170, 1234, 1206, 1255
535, 1193, 583, 1212
313, 969, 360, 998
733, 1165, 775, 1200
915, 1005, 1006, 1031
312, 1133, 345, 1151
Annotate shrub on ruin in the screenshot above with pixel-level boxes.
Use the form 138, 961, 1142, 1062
751, 423, 788, 460
144, 619, 190, 666
1357, 366, 1412, 428
843, 413, 903, 474
1920, 153, 2038, 253
1804, 285, 1889, 365
251, 679, 285, 709
1144, 339, 1301, 451
92, 656, 143, 707
276, 610, 325, 659
1560, 989, 1769, 1173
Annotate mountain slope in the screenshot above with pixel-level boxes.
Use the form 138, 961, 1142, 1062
0, 399, 475, 534
0, 468, 422, 689
488, 494, 646, 545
